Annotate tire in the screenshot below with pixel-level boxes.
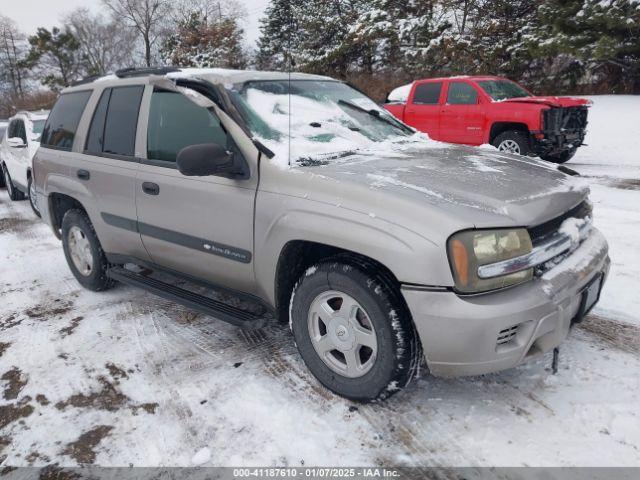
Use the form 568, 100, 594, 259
492, 130, 532, 156
2, 164, 26, 201
540, 148, 577, 164
61, 209, 115, 292
290, 259, 422, 402
27, 176, 41, 218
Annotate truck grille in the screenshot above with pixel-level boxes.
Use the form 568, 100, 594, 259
528, 200, 592, 247
543, 106, 588, 134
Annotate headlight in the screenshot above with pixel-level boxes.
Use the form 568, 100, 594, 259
447, 228, 533, 294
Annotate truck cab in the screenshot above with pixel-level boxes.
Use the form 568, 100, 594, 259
385, 76, 590, 163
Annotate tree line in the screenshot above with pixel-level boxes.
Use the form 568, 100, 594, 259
1, 0, 639, 116
258, 0, 640, 100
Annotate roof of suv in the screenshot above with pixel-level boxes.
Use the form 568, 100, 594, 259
64, 68, 334, 93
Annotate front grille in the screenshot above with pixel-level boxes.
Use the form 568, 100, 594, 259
528, 200, 592, 247
497, 325, 519, 346
543, 106, 588, 134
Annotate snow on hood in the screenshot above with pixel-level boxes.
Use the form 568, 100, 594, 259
292, 144, 589, 227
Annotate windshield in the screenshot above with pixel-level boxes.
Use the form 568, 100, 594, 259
32, 120, 45, 141
477, 80, 531, 101
229, 80, 416, 164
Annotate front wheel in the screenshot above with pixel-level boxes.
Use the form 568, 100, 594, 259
290, 260, 422, 402
28, 176, 41, 218
492, 130, 532, 156
2, 164, 26, 201
540, 148, 577, 164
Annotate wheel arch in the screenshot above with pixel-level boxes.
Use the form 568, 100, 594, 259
489, 122, 530, 144
274, 240, 409, 325
48, 193, 90, 239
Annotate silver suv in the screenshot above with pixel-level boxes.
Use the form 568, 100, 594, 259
33, 67, 609, 401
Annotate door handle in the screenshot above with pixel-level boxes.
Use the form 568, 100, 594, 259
142, 182, 160, 196
77, 169, 90, 180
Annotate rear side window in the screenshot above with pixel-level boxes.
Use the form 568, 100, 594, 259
86, 86, 144, 157
7, 120, 17, 139
41, 91, 92, 150
147, 90, 227, 163
446, 82, 478, 105
412, 82, 442, 105
15, 120, 27, 143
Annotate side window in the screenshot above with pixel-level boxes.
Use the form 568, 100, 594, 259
446, 82, 478, 105
16, 120, 27, 143
7, 120, 17, 139
85, 86, 144, 157
147, 89, 227, 163
103, 86, 144, 156
412, 82, 442, 105
41, 91, 92, 150
85, 89, 111, 153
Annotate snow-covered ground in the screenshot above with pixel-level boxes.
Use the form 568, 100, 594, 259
0, 95, 639, 468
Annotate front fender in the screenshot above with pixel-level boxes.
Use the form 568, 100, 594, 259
254, 192, 454, 306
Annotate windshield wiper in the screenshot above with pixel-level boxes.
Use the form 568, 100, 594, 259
338, 99, 414, 135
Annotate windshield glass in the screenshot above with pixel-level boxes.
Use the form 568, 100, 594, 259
477, 80, 531, 101
32, 120, 46, 141
230, 80, 417, 164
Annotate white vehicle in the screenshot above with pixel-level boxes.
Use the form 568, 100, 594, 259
0, 110, 49, 216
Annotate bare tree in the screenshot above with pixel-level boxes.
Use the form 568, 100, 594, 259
171, 0, 246, 26
65, 8, 137, 75
0, 15, 29, 99
101, 0, 172, 67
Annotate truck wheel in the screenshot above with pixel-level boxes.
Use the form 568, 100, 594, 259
61, 209, 115, 292
28, 176, 41, 218
2, 164, 26, 201
541, 148, 577, 164
290, 260, 422, 402
492, 131, 531, 156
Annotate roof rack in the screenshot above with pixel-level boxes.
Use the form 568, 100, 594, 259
115, 66, 181, 78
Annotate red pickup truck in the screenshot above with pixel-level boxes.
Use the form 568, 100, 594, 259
384, 76, 590, 163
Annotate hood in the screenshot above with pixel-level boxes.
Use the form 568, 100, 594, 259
297, 143, 589, 229
500, 96, 590, 108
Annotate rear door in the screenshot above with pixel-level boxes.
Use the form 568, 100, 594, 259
403, 81, 444, 140
72, 85, 150, 261
439, 81, 485, 145
135, 87, 258, 293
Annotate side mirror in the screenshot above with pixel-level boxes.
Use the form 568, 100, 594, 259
177, 143, 235, 177
8, 137, 26, 148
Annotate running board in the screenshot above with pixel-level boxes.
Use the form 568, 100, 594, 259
107, 266, 269, 330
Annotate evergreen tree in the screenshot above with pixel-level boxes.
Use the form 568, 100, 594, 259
26, 27, 82, 90
256, 0, 305, 70
162, 12, 248, 68
530, 0, 640, 93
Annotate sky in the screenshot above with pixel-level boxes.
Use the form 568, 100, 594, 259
0, 0, 269, 47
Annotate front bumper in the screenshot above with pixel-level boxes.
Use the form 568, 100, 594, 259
402, 228, 610, 377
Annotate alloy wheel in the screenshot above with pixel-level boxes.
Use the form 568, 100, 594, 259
307, 290, 378, 378
498, 139, 521, 154
68, 226, 94, 276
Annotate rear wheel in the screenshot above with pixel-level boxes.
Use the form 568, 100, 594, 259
61, 209, 115, 292
492, 130, 531, 156
28, 176, 41, 217
540, 148, 577, 164
2, 164, 26, 201
290, 259, 422, 402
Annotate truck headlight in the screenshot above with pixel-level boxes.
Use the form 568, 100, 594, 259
447, 228, 533, 294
